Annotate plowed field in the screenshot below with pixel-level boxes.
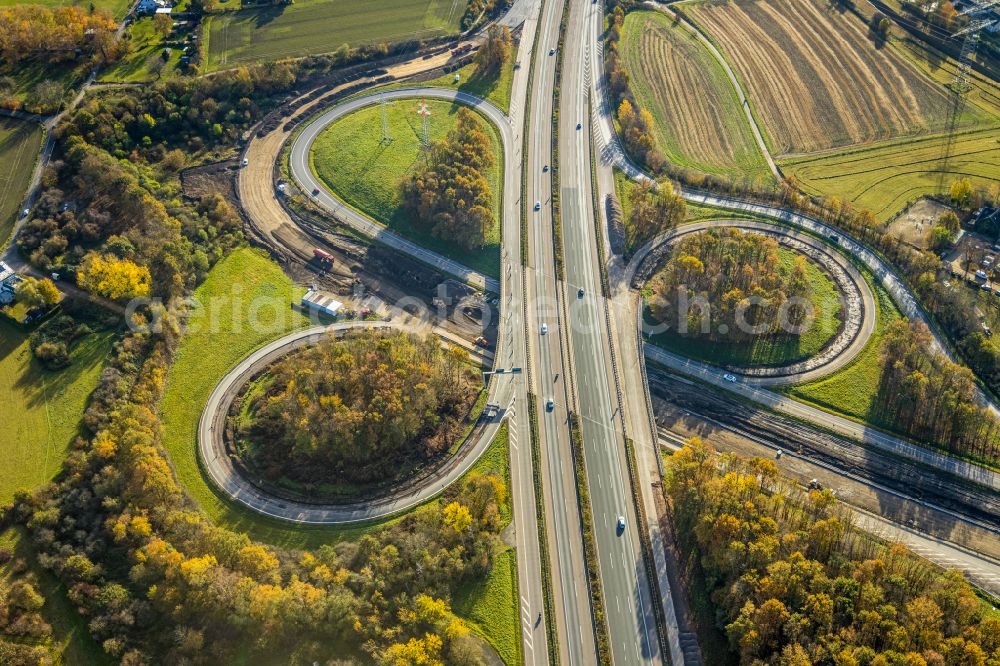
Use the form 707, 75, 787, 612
620, 10, 770, 181
688, 0, 981, 155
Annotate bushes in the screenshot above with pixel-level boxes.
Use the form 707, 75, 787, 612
28, 314, 94, 370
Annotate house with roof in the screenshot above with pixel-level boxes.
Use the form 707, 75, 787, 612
0, 262, 23, 305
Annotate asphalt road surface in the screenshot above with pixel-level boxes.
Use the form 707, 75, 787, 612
560, 0, 663, 663
522, 0, 598, 661
288, 87, 506, 293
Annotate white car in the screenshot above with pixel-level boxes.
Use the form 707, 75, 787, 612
241, 157, 249, 167
534, 201, 541, 211
549, 48, 555, 56
616, 516, 625, 531
540, 323, 548, 335
723, 373, 738, 383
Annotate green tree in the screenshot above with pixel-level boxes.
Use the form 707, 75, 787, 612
15, 276, 61, 308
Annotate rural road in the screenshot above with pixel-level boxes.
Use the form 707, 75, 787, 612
197, 320, 511, 523
625, 218, 877, 385
288, 87, 509, 294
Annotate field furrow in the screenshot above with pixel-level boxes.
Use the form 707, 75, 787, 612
688, 0, 985, 155
620, 10, 771, 181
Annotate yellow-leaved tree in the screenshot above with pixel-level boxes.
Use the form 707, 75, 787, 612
77, 252, 151, 301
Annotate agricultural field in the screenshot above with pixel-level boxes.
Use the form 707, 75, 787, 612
309, 98, 502, 278
644, 248, 843, 367
686, 0, 985, 155
781, 126, 1000, 221
0, 318, 114, 504
205, 0, 467, 71
619, 11, 770, 182
0, 118, 43, 247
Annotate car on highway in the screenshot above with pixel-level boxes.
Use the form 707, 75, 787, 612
534, 201, 541, 211
576, 122, 582, 130
312, 188, 320, 197
616, 516, 625, 532
542, 164, 549, 172
723, 373, 738, 382
545, 398, 554, 412
540, 323, 548, 335
549, 48, 555, 55
577, 287, 585, 298
241, 157, 249, 167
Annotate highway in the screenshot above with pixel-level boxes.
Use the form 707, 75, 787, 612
497, 2, 551, 661
239, 19, 552, 660
523, 0, 599, 661
559, 0, 664, 663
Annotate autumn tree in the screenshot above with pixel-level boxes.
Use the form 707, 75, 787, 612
474, 24, 512, 77
951, 177, 974, 208
152, 12, 172, 37
648, 229, 813, 343
665, 439, 1000, 665
77, 252, 151, 301
402, 108, 496, 251
240, 329, 480, 485
625, 178, 686, 253
876, 318, 1000, 461
15, 276, 61, 308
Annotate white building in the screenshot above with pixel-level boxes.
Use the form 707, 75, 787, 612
301, 289, 343, 318
0, 262, 22, 305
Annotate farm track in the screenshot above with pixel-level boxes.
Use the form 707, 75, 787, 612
689, 0, 957, 154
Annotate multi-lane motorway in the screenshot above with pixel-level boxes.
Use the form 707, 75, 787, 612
230, 1, 1000, 664
556, 0, 663, 664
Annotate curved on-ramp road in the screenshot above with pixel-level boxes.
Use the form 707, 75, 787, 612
289, 87, 512, 294
197, 321, 509, 524
202, 87, 522, 525
626, 219, 877, 386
